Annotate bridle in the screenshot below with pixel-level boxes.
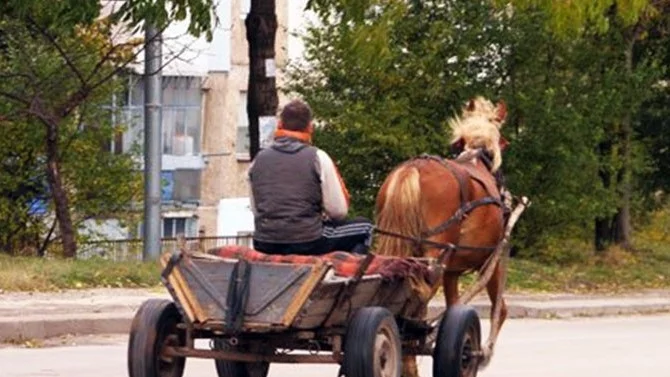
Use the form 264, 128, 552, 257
373, 150, 505, 257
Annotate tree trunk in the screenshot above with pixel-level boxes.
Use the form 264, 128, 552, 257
594, 137, 614, 252
245, 0, 278, 160
614, 35, 635, 250
594, 217, 613, 252
45, 124, 77, 258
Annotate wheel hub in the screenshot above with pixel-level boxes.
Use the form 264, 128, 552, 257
460, 325, 480, 376
374, 329, 398, 377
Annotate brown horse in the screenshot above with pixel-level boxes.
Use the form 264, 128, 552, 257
374, 97, 509, 377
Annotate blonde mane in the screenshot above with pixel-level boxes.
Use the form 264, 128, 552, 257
449, 96, 507, 172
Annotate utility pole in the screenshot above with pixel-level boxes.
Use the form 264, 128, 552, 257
143, 24, 163, 261
246, 0, 278, 159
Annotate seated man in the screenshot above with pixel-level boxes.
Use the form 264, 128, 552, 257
247, 99, 373, 256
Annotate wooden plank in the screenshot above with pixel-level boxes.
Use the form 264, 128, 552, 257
160, 253, 198, 322
173, 259, 210, 322
290, 280, 342, 329
282, 260, 330, 326
183, 260, 315, 325
178, 259, 235, 323
323, 279, 384, 326
291, 275, 418, 329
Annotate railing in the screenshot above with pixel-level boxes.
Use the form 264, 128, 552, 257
76, 235, 253, 261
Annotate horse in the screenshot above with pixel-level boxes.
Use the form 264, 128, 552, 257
373, 96, 509, 377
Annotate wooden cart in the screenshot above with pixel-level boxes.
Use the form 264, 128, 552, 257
126, 249, 484, 377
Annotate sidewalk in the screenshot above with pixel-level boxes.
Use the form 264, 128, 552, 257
1, 287, 670, 343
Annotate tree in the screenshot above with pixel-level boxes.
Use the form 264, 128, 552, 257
246, 0, 279, 159
289, 0, 513, 217
244, 0, 390, 160
289, 0, 670, 257
0, 0, 217, 257
497, 1, 669, 250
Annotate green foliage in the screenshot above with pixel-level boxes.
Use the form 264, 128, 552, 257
0, 0, 216, 40
494, 0, 655, 38
290, 0, 670, 257
0, 16, 143, 254
114, 0, 217, 41
0, 0, 217, 255
499, 6, 665, 249
290, 0, 511, 217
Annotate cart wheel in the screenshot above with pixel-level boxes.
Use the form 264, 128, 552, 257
212, 340, 270, 377
432, 304, 482, 377
127, 299, 186, 377
342, 307, 402, 377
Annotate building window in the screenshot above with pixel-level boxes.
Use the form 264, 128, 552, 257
162, 217, 198, 238
162, 76, 202, 156
114, 75, 202, 156
236, 90, 250, 160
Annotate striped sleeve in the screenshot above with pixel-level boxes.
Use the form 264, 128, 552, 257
315, 149, 349, 220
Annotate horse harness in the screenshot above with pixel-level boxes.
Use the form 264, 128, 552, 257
373, 150, 506, 256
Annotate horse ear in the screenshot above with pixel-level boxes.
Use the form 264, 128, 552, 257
499, 136, 510, 151
466, 98, 477, 112
495, 100, 507, 124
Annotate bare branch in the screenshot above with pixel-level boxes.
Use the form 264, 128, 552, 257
0, 72, 33, 81
85, 22, 171, 83
37, 219, 57, 257
0, 89, 30, 105
24, 15, 88, 89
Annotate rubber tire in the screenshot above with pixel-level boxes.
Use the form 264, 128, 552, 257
432, 304, 482, 377
127, 299, 186, 377
212, 340, 270, 377
342, 307, 402, 377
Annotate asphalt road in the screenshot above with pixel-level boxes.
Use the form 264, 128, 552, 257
1, 315, 669, 377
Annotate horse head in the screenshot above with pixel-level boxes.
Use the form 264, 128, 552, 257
449, 96, 508, 172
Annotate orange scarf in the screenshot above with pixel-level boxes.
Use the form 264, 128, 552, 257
274, 128, 312, 144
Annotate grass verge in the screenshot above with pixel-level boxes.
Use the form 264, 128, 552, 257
3, 246, 669, 294
1, 207, 668, 293
503, 246, 670, 294
0, 255, 161, 292
461, 210, 670, 294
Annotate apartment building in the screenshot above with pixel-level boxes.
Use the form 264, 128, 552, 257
96, 0, 308, 241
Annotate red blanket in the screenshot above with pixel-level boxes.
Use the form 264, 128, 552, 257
210, 245, 434, 283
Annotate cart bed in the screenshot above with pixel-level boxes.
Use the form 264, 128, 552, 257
160, 246, 441, 333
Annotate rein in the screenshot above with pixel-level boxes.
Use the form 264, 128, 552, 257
374, 151, 504, 255
373, 228, 496, 252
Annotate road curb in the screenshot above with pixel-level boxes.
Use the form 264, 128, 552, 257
0, 313, 134, 343
428, 301, 670, 320
2, 301, 670, 343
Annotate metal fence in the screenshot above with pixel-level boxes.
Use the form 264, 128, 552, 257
76, 235, 253, 262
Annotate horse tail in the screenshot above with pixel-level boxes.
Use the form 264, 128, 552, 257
374, 163, 424, 257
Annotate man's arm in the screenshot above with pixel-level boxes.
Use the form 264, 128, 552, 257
247, 161, 257, 216
315, 149, 349, 220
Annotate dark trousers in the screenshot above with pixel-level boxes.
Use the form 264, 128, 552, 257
253, 217, 374, 256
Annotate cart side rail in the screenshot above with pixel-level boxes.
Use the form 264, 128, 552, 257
160, 251, 331, 331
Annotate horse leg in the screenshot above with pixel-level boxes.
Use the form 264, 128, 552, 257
401, 356, 420, 377
401, 302, 424, 377
481, 262, 507, 368
442, 271, 461, 306
400, 272, 461, 377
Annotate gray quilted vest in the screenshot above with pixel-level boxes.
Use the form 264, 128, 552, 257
249, 137, 322, 243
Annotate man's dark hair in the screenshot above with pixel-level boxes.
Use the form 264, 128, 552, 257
280, 99, 312, 131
